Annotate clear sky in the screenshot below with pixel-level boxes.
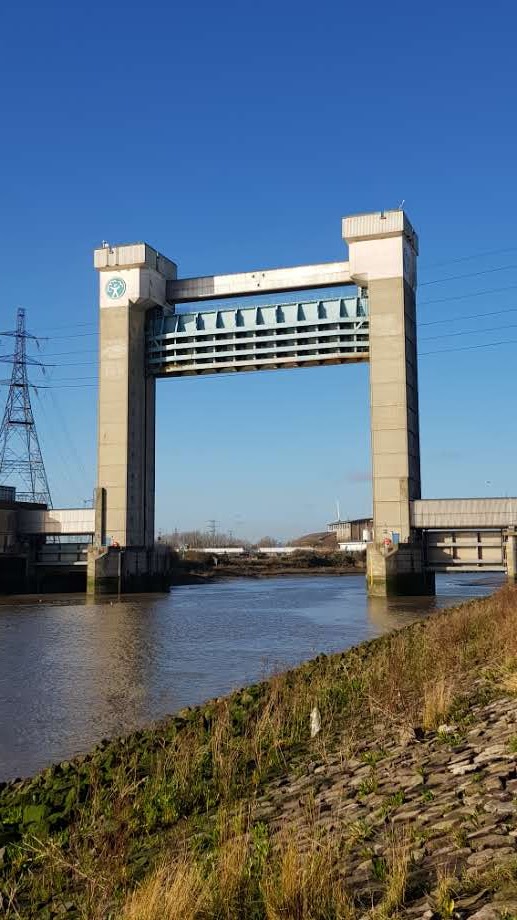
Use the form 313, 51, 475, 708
0, 0, 516, 541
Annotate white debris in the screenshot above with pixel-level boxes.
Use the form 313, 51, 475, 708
310, 706, 321, 738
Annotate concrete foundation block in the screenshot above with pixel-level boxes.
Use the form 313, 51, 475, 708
87, 545, 175, 595
367, 542, 435, 597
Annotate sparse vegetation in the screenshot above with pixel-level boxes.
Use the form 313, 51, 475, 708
375, 829, 411, 917
360, 747, 386, 766
433, 868, 457, 919
379, 790, 405, 818
1, 585, 517, 917
358, 773, 379, 797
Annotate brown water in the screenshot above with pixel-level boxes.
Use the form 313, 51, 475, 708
0, 572, 504, 782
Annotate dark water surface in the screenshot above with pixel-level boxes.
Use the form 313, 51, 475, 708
0, 573, 504, 781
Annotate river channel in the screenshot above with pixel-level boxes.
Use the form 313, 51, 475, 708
0, 572, 504, 782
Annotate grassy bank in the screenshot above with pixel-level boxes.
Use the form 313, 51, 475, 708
1, 586, 517, 918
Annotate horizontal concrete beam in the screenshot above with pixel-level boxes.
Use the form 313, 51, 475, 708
167, 261, 352, 303
18, 508, 95, 536
428, 564, 506, 572
411, 498, 517, 530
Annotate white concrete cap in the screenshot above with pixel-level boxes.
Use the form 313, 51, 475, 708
94, 243, 177, 279
343, 210, 418, 254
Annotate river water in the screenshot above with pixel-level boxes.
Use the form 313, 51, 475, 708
0, 573, 504, 782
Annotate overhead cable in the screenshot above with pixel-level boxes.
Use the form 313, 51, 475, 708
419, 307, 517, 327
421, 322, 517, 342
419, 282, 517, 306
420, 338, 517, 356
420, 245, 517, 271
420, 264, 517, 286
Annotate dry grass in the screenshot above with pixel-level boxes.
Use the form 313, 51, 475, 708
422, 676, 454, 731
498, 667, 517, 695
262, 835, 353, 920
364, 586, 517, 732
120, 823, 354, 920
375, 829, 411, 918
123, 858, 207, 920
432, 868, 457, 919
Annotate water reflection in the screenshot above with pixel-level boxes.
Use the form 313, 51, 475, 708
0, 573, 504, 781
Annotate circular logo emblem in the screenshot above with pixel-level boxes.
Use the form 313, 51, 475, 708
105, 277, 127, 300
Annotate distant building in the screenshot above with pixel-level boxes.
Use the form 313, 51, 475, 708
0, 486, 97, 592
327, 517, 373, 543
0, 486, 49, 590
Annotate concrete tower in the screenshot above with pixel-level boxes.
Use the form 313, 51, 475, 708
344, 211, 432, 595
93, 244, 176, 548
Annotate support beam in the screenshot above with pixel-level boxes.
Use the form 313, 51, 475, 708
166, 261, 351, 303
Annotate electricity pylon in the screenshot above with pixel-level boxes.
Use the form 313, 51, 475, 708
0, 308, 52, 506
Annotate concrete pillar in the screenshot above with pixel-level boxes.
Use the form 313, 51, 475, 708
507, 529, 517, 583
343, 211, 433, 596
93, 244, 176, 549
93, 486, 106, 546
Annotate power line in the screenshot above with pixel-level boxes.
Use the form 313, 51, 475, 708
2, 337, 515, 383
29, 307, 517, 351
421, 322, 517, 342
47, 389, 90, 487
420, 306, 517, 327
33, 376, 98, 383
420, 245, 517, 271
34, 362, 98, 369
420, 264, 517, 286
36, 349, 98, 358
34, 390, 87, 500
43, 332, 98, 340
0, 377, 97, 388
420, 338, 517, 357
419, 282, 517, 306
29, 306, 517, 365
28, 383, 98, 390
41, 321, 96, 332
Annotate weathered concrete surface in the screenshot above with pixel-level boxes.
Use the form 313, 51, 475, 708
367, 541, 435, 596
86, 545, 174, 594
344, 212, 421, 547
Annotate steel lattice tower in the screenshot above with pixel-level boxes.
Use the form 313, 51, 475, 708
0, 308, 52, 506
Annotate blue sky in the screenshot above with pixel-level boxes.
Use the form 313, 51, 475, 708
0, 0, 516, 540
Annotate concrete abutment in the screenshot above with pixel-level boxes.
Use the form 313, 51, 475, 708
366, 542, 435, 597
86, 545, 175, 595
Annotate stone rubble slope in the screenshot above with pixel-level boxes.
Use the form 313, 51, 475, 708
255, 692, 517, 919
